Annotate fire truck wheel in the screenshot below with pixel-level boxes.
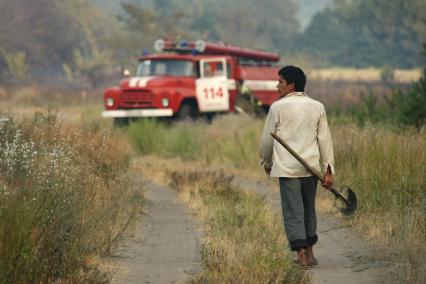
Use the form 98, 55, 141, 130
113, 117, 129, 127
177, 103, 196, 120
203, 112, 215, 123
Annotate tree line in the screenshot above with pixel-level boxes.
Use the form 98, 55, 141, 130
0, 0, 122, 85
297, 0, 426, 68
0, 0, 425, 84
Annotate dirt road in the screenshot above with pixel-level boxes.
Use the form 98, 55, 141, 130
106, 181, 201, 284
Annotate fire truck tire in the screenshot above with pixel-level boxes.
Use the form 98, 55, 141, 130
113, 117, 129, 127
177, 103, 197, 120
262, 105, 270, 114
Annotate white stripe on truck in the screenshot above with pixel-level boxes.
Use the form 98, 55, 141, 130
243, 80, 277, 91
102, 109, 173, 118
128, 76, 156, 88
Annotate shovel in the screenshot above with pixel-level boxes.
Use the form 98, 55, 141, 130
270, 133, 357, 216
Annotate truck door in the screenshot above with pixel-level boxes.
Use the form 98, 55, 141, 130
196, 58, 229, 112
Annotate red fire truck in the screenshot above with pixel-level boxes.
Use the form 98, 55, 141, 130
102, 39, 281, 124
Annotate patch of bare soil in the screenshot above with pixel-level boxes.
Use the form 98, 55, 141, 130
105, 181, 201, 284
232, 176, 390, 284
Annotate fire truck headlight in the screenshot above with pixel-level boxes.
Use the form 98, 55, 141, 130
161, 97, 169, 107
106, 97, 115, 107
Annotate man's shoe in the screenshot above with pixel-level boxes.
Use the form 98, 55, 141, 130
295, 248, 309, 266
306, 246, 318, 266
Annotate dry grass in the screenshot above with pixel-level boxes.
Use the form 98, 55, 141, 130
0, 110, 142, 283
0, 86, 108, 130
332, 124, 426, 282
309, 68, 421, 83
134, 157, 308, 283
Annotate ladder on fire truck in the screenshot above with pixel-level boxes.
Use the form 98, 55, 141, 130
154, 39, 281, 63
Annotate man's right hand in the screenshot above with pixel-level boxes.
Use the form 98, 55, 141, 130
322, 173, 333, 189
264, 165, 272, 175
322, 165, 333, 188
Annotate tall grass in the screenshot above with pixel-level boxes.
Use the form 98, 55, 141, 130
0, 111, 141, 283
127, 119, 203, 160
127, 115, 262, 168
128, 115, 425, 282
333, 124, 425, 282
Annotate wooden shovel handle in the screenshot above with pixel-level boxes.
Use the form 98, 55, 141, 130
270, 133, 325, 183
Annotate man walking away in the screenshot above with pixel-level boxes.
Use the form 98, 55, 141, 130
259, 65, 334, 266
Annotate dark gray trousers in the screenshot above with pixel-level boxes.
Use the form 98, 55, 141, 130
279, 176, 318, 251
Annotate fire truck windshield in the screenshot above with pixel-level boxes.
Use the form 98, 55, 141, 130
137, 59, 194, 77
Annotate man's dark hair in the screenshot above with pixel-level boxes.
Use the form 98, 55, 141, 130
278, 65, 306, 92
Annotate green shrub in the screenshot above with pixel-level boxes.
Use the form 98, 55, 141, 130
127, 118, 166, 154
391, 70, 426, 129
127, 119, 203, 160
126, 115, 263, 169
386, 44, 426, 129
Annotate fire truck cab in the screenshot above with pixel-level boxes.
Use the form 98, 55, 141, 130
102, 39, 281, 124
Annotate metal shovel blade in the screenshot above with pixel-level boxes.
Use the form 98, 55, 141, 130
333, 185, 358, 216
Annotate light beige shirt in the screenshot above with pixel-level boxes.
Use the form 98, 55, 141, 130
259, 92, 334, 178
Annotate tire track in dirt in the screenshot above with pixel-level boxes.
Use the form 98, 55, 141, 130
106, 181, 201, 284
232, 176, 388, 284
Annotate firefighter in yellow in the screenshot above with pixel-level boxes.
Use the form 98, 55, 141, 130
236, 80, 264, 115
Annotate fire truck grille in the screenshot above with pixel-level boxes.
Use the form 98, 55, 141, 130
121, 91, 156, 108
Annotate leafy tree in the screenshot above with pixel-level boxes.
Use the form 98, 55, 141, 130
1, 0, 301, 82
119, 0, 300, 55
296, 0, 426, 67
0, 48, 29, 81
0, 0, 115, 82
